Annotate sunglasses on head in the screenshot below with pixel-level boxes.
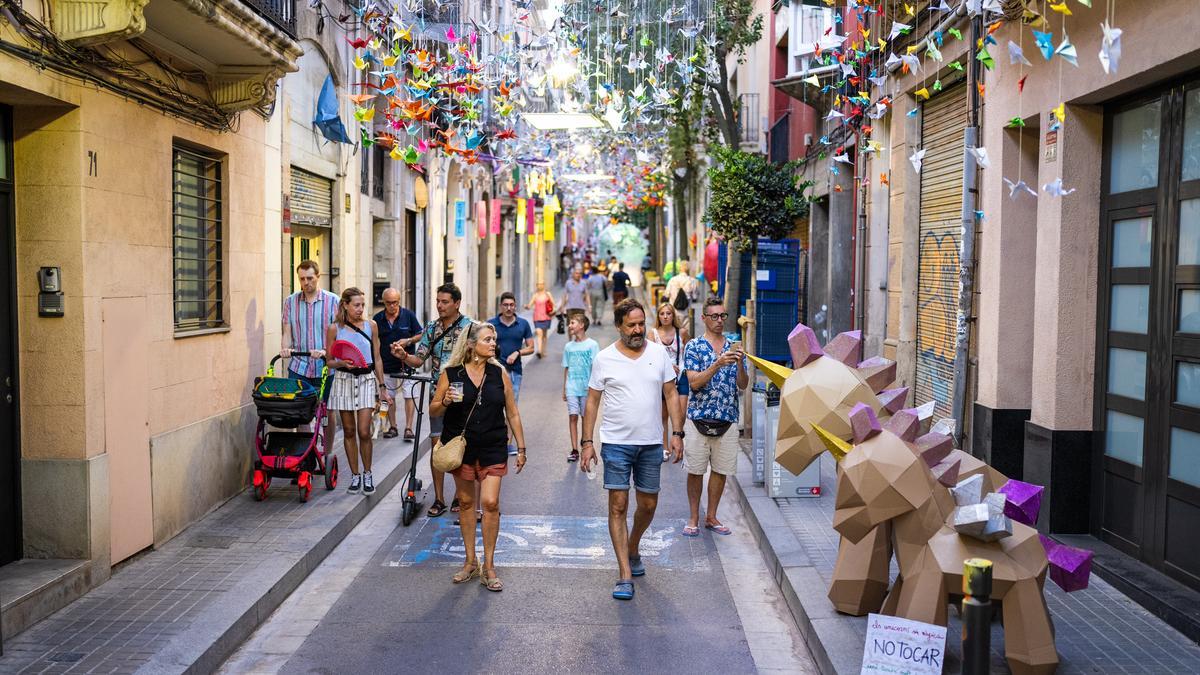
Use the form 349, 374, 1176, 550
704, 312, 729, 319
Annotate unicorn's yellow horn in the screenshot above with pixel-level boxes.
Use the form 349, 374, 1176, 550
746, 354, 794, 389
811, 424, 851, 462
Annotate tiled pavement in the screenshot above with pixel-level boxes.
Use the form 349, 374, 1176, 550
734, 448, 1200, 674
0, 429, 426, 675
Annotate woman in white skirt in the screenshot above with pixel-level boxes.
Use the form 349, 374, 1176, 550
324, 287, 391, 495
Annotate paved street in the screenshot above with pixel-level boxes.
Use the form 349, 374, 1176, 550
221, 315, 817, 674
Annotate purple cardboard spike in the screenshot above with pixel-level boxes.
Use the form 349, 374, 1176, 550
824, 330, 863, 366
998, 479, 1045, 526
914, 431, 954, 467
856, 356, 897, 393
931, 456, 961, 487
849, 402, 882, 443
788, 323, 824, 367
1044, 539, 1094, 593
878, 387, 909, 414
883, 408, 921, 442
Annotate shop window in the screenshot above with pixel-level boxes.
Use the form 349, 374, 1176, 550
1105, 410, 1145, 467
172, 145, 225, 332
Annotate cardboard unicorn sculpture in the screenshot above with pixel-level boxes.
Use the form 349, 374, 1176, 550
746, 321, 1097, 674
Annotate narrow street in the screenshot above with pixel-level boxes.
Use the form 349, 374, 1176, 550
220, 315, 816, 674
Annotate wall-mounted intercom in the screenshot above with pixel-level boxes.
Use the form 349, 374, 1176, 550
38, 267, 64, 317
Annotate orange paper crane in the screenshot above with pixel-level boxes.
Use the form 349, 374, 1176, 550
394, 99, 433, 121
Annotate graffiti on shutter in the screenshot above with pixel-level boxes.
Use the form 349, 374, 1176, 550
290, 167, 333, 227
915, 85, 967, 420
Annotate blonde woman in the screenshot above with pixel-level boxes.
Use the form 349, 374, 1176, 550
324, 287, 391, 495
650, 303, 690, 449
430, 322, 526, 592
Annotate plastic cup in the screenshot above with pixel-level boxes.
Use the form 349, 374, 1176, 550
448, 382, 464, 402
585, 459, 598, 480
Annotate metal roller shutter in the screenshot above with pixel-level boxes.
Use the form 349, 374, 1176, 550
290, 167, 333, 227
915, 85, 967, 420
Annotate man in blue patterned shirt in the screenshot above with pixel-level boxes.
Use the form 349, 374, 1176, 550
681, 297, 748, 537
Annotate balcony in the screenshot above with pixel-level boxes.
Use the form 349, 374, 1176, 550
242, 0, 296, 37
51, 0, 302, 113
737, 93, 762, 152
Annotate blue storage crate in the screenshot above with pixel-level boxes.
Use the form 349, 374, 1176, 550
717, 239, 803, 364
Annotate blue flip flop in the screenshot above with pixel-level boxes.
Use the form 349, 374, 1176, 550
629, 556, 645, 577
682, 525, 700, 537
612, 579, 635, 600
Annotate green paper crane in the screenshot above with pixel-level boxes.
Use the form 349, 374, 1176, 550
1006, 116, 1026, 128
976, 46, 995, 70
948, 27, 963, 41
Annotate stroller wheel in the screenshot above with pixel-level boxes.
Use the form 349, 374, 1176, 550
299, 472, 312, 503
325, 455, 338, 490
253, 471, 270, 502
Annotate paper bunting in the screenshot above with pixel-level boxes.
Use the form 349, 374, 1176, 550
910, 148, 926, 173
1008, 41, 1032, 66
977, 46, 995, 70
1033, 31, 1055, 61
1100, 22, 1123, 75
969, 147, 991, 169
1042, 178, 1077, 196
1054, 35, 1079, 66
1004, 178, 1039, 199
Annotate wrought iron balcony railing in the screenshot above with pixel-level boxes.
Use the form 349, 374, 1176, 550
242, 0, 296, 37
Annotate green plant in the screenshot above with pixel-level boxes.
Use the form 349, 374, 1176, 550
705, 145, 810, 330
706, 146, 809, 250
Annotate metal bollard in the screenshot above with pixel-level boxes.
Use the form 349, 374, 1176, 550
961, 558, 993, 675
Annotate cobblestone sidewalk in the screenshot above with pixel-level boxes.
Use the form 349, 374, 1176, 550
735, 451, 1200, 674
0, 432, 425, 675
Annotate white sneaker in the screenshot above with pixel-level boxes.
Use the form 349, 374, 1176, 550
348, 474, 362, 494
363, 471, 376, 495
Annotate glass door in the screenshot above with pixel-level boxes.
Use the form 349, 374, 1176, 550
1097, 82, 1200, 589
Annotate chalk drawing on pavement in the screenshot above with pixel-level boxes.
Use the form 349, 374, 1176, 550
382, 515, 711, 571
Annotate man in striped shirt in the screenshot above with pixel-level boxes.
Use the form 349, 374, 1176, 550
282, 260, 339, 455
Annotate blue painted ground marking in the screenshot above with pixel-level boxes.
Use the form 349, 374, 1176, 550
383, 515, 710, 571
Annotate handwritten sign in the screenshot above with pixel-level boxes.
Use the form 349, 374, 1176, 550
861, 613, 946, 675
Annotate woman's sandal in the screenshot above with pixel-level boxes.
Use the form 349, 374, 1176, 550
453, 562, 481, 584
449, 498, 461, 513
480, 567, 503, 592
427, 500, 447, 517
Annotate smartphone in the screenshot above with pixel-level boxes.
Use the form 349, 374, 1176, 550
729, 340, 743, 354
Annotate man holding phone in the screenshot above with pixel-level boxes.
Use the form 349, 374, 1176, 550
681, 297, 749, 537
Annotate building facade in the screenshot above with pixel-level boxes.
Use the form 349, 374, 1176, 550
0, 0, 301, 634
775, 0, 1200, 617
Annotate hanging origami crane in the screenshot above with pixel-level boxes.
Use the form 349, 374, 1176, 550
1099, 22, 1123, 75
910, 148, 926, 173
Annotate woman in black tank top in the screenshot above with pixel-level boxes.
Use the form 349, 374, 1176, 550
430, 322, 527, 592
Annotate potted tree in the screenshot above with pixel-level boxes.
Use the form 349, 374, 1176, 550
705, 145, 810, 351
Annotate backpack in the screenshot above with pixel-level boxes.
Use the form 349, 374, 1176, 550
672, 286, 689, 311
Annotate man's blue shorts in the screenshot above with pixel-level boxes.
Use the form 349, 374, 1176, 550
601, 443, 664, 494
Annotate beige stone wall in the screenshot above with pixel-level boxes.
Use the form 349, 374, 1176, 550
4, 50, 280, 560
977, 1, 1200, 429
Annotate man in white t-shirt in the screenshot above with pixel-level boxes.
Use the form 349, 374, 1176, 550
581, 298, 685, 601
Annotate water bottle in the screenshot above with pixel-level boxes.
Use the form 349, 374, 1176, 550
373, 401, 389, 439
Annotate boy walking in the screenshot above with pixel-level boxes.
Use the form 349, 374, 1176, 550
562, 312, 599, 462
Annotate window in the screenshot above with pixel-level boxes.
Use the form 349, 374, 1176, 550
789, 6, 838, 73
172, 145, 225, 332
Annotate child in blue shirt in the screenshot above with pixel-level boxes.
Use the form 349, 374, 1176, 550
562, 312, 599, 462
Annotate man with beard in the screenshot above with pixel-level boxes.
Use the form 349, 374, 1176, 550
580, 298, 685, 601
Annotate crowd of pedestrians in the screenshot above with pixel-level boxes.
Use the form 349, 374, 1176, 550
277, 256, 747, 600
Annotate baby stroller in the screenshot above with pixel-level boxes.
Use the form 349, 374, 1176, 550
250, 351, 338, 502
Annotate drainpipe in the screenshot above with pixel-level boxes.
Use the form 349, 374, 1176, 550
951, 13, 984, 447
854, 129, 867, 334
